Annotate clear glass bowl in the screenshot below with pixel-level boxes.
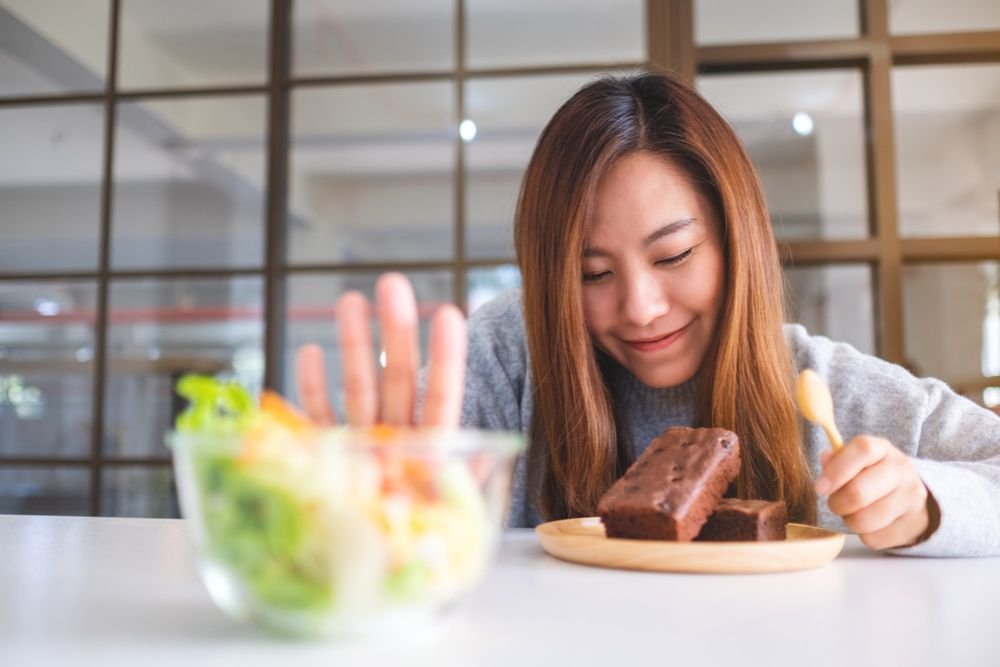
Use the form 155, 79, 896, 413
168, 427, 524, 638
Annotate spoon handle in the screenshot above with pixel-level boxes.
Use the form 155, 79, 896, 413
823, 423, 844, 452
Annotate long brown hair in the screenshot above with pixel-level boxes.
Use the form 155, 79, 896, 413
514, 70, 816, 524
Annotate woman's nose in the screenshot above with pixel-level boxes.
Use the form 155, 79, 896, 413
620, 272, 669, 327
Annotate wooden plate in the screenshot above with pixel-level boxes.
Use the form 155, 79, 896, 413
535, 517, 845, 574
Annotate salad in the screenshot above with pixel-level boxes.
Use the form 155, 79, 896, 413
169, 376, 520, 637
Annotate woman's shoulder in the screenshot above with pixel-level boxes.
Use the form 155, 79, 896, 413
781, 322, 929, 405
466, 288, 528, 363
784, 322, 883, 369
468, 288, 523, 326
469, 288, 524, 341
461, 289, 532, 430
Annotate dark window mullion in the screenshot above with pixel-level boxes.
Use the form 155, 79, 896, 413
454, 0, 467, 311
263, 0, 292, 392
862, 0, 905, 363
89, 0, 122, 516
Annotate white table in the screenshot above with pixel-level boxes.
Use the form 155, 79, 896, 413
2, 515, 999, 667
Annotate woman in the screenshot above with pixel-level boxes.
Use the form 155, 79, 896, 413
296, 71, 1000, 557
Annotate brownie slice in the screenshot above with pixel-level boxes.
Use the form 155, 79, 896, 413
695, 498, 788, 542
597, 427, 740, 541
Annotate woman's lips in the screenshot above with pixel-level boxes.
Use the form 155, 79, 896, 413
623, 321, 693, 353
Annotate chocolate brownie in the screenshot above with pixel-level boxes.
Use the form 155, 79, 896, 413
695, 498, 788, 542
597, 427, 740, 541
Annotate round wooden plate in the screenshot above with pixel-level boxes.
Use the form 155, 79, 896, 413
535, 517, 846, 574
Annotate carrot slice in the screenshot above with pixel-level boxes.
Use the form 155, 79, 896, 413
259, 391, 316, 436
238, 391, 318, 464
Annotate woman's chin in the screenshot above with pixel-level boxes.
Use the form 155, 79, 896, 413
630, 365, 698, 390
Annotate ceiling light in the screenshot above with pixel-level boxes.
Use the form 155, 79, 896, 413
459, 119, 477, 142
34, 298, 60, 316
792, 112, 814, 136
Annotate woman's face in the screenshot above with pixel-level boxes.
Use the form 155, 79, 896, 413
582, 152, 725, 388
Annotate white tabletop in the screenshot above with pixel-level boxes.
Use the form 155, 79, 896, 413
2, 514, 999, 667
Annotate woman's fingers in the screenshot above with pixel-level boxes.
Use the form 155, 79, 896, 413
815, 435, 889, 495
294, 343, 337, 426
825, 459, 899, 517
377, 273, 420, 426
337, 291, 378, 427
422, 304, 467, 428
841, 484, 911, 535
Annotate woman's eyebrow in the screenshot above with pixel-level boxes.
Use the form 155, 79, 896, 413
583, 218, 696, 258
643, 218, 696, 246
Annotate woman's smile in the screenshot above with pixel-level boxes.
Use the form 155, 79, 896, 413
622, 319, 694, 353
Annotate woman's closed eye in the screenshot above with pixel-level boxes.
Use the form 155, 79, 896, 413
582, 270, 610, 284
583, 248, 695, 283
656, 248, 693, 267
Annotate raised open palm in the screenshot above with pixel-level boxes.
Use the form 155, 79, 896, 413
295, 273, 467, 428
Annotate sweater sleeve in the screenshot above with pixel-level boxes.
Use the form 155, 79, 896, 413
459, 289, 541, 528
787, 324, 1000, 557
458, 289, 530, 433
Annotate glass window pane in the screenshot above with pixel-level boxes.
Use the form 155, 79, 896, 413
103, 277, 264, 457
0, 104, 104, 272
289, 83, 453, 264
784, 264, 875, 356
893, 64, 1000, 238
904, 262, 999, 407
699, 70, 868, 241
696, 0, 858, 45
293, 0, 453, 77
467, 0, 644, 69
283, 271, 453, 416
467, 265, 521, 315
0, 281, 96, 458
0, 0, 109, 96
890, 0, 1000, 35
112, 96, 266, 269
102, 466, 177, 518
466, 73, 606, 259
0, 467, 89, 515
118, 0, 268, 90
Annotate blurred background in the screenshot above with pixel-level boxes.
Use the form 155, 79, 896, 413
0, 0, 997, 517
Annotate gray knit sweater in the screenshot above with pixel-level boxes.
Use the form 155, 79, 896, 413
459, 289, 1000, 557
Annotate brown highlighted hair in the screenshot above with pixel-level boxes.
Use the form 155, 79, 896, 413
514, 70, 816, 524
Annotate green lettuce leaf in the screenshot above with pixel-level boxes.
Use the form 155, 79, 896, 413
174, 374, 255, 436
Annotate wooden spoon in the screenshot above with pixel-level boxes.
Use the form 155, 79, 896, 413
795, 370, 844, 452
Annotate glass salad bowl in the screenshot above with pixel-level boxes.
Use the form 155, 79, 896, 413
167, 377, 523, 639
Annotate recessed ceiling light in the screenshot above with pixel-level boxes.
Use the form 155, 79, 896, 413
459, 119, 477, 142
792, 111, 814, 136
34, 298, 60, 317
